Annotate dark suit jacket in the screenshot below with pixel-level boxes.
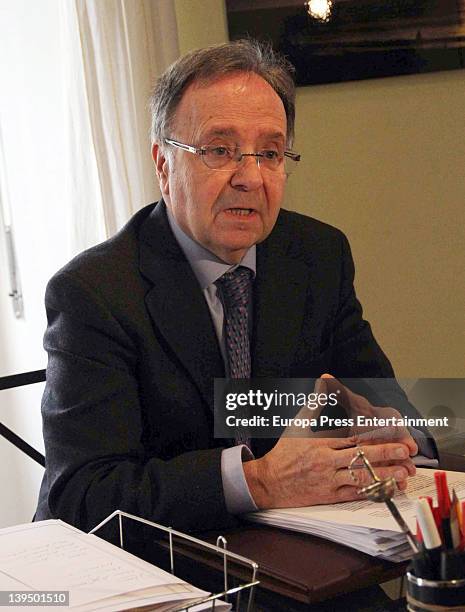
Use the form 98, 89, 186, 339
35, 201, 411, 535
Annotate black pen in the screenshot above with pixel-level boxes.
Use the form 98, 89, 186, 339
450, 490, 462, 550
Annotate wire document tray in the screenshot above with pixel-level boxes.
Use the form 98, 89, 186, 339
89, 510, 260, 611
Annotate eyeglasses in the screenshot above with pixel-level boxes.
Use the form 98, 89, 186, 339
164, 138, 301, 175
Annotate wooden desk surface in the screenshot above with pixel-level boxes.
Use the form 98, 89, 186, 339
172, 524, 406, 605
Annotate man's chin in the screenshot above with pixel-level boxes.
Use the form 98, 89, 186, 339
211, 241, 257, 264
213, 229, 260, 251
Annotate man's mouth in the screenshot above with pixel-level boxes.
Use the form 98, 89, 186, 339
225, 208, 255, 216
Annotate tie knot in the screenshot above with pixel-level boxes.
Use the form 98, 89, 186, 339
216, 266, 253, 308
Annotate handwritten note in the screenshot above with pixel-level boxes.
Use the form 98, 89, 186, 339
0, 520, 229, 611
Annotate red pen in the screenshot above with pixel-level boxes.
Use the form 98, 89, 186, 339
435, 471, 451, 519
435, 471, 453, 548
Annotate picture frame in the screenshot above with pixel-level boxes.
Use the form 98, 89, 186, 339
226, 0, 465, 85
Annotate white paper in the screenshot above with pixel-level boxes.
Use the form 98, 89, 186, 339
247, 468, 465, 562
0, 520, 230, 611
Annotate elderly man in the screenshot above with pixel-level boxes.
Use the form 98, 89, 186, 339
36, 40, 423, 534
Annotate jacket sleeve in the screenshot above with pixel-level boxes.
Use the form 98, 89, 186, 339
37, 269, 238, 535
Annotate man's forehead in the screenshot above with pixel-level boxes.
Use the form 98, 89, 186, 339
188, 70, 274, 95
173, 71, 287, 139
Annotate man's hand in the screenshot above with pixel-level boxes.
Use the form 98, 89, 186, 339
243, 374, 419, 510
243, 436, 416, 510
317, 374, 418, 455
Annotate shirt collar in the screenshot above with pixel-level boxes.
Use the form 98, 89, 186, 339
166, 205, 256, 290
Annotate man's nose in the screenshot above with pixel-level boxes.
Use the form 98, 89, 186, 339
230, 155, 264, 191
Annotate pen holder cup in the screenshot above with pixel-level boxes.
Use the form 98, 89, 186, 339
406, 571, 465, 611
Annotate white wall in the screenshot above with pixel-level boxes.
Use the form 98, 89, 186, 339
0, 0, 71, 527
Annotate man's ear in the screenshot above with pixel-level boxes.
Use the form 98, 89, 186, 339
152, 143, 170, 197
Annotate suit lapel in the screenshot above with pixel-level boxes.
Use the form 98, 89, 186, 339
252, 212, 310, 377
139, 202, 224, 412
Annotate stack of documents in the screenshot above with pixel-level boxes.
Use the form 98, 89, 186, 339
0, 520, 229, 611
247, 468, 465, 562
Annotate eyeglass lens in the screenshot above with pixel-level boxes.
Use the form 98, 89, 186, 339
200, 146, 298, 174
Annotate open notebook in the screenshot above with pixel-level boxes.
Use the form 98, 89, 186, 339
247, 468, 465, 562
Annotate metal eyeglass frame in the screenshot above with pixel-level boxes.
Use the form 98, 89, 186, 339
164, 138, 301, 173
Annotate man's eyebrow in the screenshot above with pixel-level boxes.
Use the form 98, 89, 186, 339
263, 131, 286, 142
201, 128, 285, 141
201, 128, 238, 139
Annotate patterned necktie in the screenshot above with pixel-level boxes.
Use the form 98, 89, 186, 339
216, 266, 253, 447
216, 266, 253, 379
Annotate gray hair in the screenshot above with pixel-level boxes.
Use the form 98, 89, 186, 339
149, 39, 296, 147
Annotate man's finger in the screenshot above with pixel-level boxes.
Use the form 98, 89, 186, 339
334, 485, 367, 503
398, 434, 418, 456
332, 442, 410, 470
336, 476, 408, 498
371, 458, 416, 476
336, 463, 410, 488
336, 458, 415, 487
354, 427, 418, 455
